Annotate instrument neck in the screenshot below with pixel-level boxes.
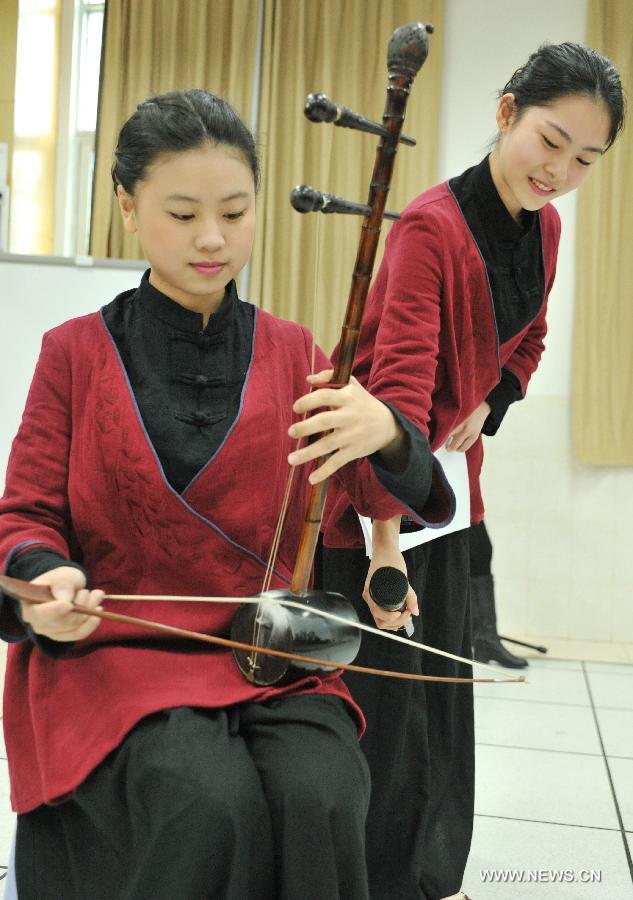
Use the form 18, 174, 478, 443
291, 64, 421, 595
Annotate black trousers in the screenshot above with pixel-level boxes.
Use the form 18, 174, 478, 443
16, 696, 370, 900
469, 520, 493, 577
322, 530, 474, 900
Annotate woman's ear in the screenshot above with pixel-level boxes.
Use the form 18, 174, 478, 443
496, 92, 517, 133
116, 185, 138, 234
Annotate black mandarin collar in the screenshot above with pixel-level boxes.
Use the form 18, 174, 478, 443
102, 270, 254, 495
458, 155, 538, 244
135, 269, 239, 335
449, 154, 545, 348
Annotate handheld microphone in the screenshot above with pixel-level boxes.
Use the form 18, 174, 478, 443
368, 567, 414, 637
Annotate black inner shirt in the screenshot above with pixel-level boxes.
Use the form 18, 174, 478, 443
449, 154, 545, 345
449, 155, 547, 433
102, 272, 255, 494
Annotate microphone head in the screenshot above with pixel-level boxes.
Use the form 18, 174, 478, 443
368, 566, 409, 612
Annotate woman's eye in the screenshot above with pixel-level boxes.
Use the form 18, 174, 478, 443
577, 158, 591, 167
224, 210, 246, 221
543, 135, 558, 149
170, 213, 194, 221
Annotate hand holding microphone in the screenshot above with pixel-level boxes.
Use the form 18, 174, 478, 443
367, 566, 417, 636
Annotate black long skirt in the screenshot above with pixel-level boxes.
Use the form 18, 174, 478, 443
322, 529, 474, 900
15, 695, 370, 900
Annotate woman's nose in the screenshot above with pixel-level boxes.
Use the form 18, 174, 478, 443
543, 155, 569, 187
194, 219, 226, 252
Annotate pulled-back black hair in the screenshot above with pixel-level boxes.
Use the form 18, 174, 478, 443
111, 89, 260, 195
501, 42, 625, 149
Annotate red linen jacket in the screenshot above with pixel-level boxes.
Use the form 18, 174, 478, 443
0, 305, 422, 812
324, 181, 561, 547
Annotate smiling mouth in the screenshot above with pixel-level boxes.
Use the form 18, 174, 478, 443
529, 177, 555, 194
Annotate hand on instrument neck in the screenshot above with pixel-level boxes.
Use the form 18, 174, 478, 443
287, 370, 405, 484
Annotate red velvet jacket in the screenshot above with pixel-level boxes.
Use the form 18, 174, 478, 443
324, 182, 561, 546
0, 306, 422, 813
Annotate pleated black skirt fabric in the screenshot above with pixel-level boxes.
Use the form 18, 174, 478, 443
322, 529, 475, 900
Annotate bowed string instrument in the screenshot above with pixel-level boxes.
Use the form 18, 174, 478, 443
0, 22, 525, 688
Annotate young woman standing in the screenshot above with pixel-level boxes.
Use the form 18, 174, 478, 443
322, 42, 625, 900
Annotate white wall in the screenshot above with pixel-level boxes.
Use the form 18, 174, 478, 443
0, 258, 145, 488
438, 0, 633, 650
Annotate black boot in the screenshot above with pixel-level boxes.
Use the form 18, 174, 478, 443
471, 574, 528, 669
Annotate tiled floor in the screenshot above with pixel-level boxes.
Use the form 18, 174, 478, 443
463, 657, 633, 899
0, 648, 632, 898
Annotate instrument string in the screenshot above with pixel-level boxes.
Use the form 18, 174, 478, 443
261, 466, 297, 594
254, 195, 327, 670
260, 199, 325, 596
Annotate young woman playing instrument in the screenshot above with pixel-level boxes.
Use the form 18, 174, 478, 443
322, 42, 625, 900
0, 90, 448, 900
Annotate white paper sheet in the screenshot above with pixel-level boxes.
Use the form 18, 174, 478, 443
359, 444, 471, 557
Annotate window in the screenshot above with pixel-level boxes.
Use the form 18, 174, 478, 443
10, 0, 61, 255
9, 0, 104, 257
55, 0, 105, 256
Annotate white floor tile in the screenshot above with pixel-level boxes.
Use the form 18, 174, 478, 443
499, 657, 583, 672
463, 815, 633, 899
518, 640, 633, 664
595, 708, 633, 759
475, 696, 602, 755
609, 757, 633, 832
475, 745, 620, 829
525, 658, 584, 671
587, 670, 633, 711
475, 660, 591, 707
585, 662, 633, 677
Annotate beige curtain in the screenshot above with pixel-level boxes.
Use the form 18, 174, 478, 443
90, 0, 259, 259
251, 0, 444, 351
571, 0, 633, 464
